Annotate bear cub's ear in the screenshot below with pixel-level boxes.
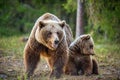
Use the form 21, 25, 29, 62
81, 34, 90, 41
59, 20, 66, 28
39, 21, 45, 28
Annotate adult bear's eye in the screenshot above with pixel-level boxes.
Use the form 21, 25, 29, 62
57, 32, 59, 35
47, 32, 52, 37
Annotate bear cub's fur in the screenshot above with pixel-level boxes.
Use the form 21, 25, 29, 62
65, 34, 99, 75
23, 13, 73, 79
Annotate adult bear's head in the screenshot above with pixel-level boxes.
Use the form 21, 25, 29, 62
35, 20, 66, 50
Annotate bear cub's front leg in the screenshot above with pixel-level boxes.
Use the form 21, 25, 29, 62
83, 60, 93, 76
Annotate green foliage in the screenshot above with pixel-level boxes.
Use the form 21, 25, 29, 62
0, 0, 35, 35
63, 0, 77, 13
0, 27, 22, 37
85, 0, 120, 42
0, 0, 120, 42
0, 0, 73, 36
64, 0, 120, 42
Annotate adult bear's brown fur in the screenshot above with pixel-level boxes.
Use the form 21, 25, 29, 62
23, 13, 73, 79
64, 34, 99, 75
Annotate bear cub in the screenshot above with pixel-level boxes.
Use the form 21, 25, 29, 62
65, 34, 99, 75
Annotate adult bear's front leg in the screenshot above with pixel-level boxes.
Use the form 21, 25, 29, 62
24, 45, 40, 78
49, 55, 66, 79
48, 39, 68, 78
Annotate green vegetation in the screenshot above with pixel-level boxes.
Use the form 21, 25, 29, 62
0, 35, 26, 58
95, 43, 120, 65
86, 0, 120, 42
0, 0, 73, 36
0, 0, 120, 42
64, 0, 120, 42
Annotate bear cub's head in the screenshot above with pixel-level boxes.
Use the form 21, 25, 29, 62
35, 20, 66, 50
80, 34, 95, 55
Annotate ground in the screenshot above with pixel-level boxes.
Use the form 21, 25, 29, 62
0, 36, 120, 80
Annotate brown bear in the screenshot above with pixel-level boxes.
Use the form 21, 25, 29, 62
64, 34, 99, 76
23, 13, 73, 79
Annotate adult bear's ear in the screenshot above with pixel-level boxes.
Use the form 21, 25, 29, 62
39, 21, 45, 28
81, 34, 90, 41
59, 20, 66, 28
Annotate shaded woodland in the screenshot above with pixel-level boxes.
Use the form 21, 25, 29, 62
0, 0, 120, 42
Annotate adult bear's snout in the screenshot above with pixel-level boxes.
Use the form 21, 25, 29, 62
54, 40, 59, 45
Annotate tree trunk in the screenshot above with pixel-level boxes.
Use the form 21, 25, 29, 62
75, 0, 84, 38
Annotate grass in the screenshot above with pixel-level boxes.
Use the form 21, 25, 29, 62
0, 35, 27, 58
94, 42, 120, 74
95, 42, 120, 61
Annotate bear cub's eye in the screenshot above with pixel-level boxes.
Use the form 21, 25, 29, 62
90, 45, 93, 49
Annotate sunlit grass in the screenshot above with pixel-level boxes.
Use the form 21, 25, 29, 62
94, 42, 120, 68
95, 43, 120, 58
0, 35, 27, 58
